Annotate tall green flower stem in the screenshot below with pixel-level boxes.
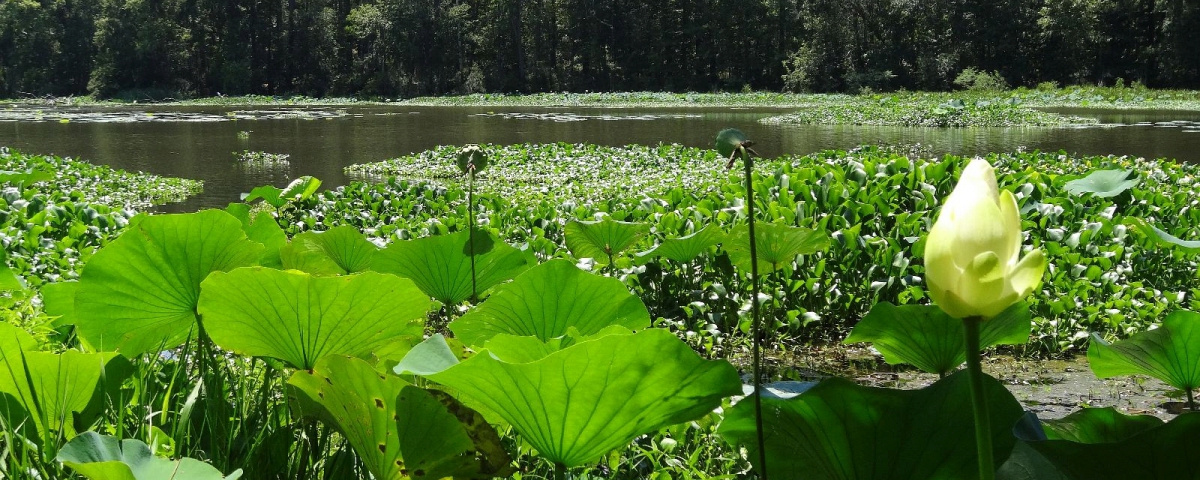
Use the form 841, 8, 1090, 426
963, 316, 994, 480
736, 144, 769, 480
458, 144, 488, 303
467, 168, 478, 303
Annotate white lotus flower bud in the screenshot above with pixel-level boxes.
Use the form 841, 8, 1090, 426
924, 159, 1047, 319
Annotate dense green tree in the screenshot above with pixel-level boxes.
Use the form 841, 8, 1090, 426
0, 0, 1196, 98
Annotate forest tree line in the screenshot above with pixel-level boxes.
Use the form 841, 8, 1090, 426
1, 0, 1197, 99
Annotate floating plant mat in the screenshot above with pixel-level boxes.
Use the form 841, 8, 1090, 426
0, 107, 350, 123
471, 112, 702, 122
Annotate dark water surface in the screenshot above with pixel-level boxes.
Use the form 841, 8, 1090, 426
1, 105, 1199, 211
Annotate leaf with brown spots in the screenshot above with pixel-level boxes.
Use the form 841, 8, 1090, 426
397, 386, 515, 479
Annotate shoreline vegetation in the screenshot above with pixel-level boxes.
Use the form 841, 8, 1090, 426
5, 87, 1200, 128
4, 86, 1200, 110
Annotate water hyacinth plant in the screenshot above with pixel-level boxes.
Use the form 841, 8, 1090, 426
923, 158, 1047, 480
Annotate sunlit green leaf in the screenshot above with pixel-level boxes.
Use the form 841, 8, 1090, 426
564, 218, 649, 265
635, 224, 725, 264
0, 350, 124, 443
725, 223, 830, 274
1124, 217, 1200, 252
280, 225, 378, 275
288, 356, 408, 480
395, 329, 741, 468
57, 431, 242, 480
448, 259, 650, 347
289, 356, 510, 480
371, 228, 530, 305
73, 210, 263, 356
397, 386, 515, 479
41, 281, 79, 328
1087, 309, 1200, 391
199, 268, 427, 370
1063, 169, 1139, 198
844, 302, 1031, 375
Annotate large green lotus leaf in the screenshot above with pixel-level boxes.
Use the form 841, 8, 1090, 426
243, 185, 285, 209
725, 223, 830, 274
280, 176, 322, 203
844, 302, 1031, 375
291, 358, 511, 480
57, 431, 242, 480
1124, 217, 1200, 253
0, 168, 54, 185
1063, 169, 1139, 198
73, 210, 263, 356
224, 204, 286, 262
396, 386, 515, 479
0, 322, 40, 353
448, 259, 650, 347
1040, 407, 1163, 443
1010, 409, 1200, 479
288, 356, 407, 480
280, 225, 377, 275
0, 258, 23, 292
481, 326, 635, 364
395, 329, 742, 468
245, 177, 321, 208
198, 268, 427, 370
41, 281, 79, 328
564, 218, 650, 264
371, 228, 530, 305
0, 350, 123, 442
718, 369, 1025, 480
1087, 309, 1200, 391
635, 225, 725, 264
245, 212, 287, 268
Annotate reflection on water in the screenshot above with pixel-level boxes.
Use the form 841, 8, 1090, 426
0, 105, 1197, 211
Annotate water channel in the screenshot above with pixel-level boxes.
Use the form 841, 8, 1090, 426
1, 104, 1199, 211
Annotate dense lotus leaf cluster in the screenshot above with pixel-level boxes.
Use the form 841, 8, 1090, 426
331, 144, 1200, 351
760, 98, 1098, 128
346, 143, 738, 207
0, 149, 202, 285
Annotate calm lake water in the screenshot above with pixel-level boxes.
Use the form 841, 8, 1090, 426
1, 104, 1199, 211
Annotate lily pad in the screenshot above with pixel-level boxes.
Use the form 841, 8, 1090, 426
198, 268, 428, 370
725, 223, 830, 274
371, 228, 530, 305
844, 302, 1032, 375
564, 218, 649, 265
40, 281, 79, 328
1087, 309, 1200, 393
1124, 217, 1200, 253
73, 210, 263, 356
1063, 169, 1139, 198
57, 431, 242, 480
289, 355, 510, 480
448, 259, 651, 347
0, 350, 126, 442
395, 329, 742, 468
718, 369, 1024, 480
635, 225, 725, 264
280, 225, 378, 275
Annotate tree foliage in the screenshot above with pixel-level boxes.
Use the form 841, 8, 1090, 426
1, 0, 1198, 98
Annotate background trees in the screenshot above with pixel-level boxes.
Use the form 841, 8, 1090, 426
0, 0, 1196, 99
